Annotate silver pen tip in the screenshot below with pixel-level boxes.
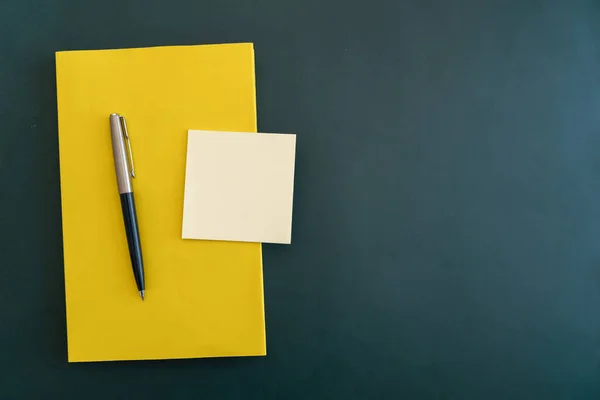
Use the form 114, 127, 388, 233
139, 290, 144, 300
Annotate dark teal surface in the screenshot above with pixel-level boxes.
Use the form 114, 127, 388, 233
1, 0, 600, 398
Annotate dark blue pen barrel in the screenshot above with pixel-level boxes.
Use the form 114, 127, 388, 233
120, 192, 145, 292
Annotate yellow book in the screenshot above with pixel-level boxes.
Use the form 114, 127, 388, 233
55, 43, 265, 362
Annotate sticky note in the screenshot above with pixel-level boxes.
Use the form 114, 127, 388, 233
182, 130, 296, 244
56, 44, 266, 362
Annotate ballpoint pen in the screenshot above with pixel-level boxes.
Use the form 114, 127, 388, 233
109, 114, 145, 300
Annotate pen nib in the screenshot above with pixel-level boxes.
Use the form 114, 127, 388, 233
139, 290, 144, 301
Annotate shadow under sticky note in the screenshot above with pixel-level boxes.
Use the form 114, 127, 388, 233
183, 130, 296, 244
56, 44, 266, 362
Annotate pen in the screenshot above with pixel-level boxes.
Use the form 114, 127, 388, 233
109, 114, 145, 300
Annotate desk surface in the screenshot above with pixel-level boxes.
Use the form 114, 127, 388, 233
1, 1, 599, 398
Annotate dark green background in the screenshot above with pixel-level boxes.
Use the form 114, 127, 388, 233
1, 0, 599, 398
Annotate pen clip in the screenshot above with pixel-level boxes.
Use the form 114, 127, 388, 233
119, 116, 136, 178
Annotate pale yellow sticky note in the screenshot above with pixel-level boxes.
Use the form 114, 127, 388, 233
56, 44, 266, 362
182, 130, 296, 244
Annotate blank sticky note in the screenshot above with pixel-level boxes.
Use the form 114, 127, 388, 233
183, 130, 296, 244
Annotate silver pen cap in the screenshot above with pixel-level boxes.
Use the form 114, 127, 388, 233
109, 113, 135, 194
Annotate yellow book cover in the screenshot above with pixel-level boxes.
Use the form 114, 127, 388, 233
55, 43, 266, 362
